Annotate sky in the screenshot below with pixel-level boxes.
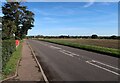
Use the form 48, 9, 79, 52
0, 2, 118, 36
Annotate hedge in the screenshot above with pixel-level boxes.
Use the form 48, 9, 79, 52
2, 40, 16, 67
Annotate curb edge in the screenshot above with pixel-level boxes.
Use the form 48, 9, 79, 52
27, 42, 49, 83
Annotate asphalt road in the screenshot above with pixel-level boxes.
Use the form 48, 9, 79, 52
27, 39, 119, 81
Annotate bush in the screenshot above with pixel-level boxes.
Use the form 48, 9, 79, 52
2, 40, 16, 67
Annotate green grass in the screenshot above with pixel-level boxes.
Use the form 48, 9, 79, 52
2, 41, 22, 79
39, 39, 120, 58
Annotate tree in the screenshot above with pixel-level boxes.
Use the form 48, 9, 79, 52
110, 35, 117, 39
2, 2, 34, 39
20, 10, 34, 39
91, 34, 98, 39
2, 19, 16, 39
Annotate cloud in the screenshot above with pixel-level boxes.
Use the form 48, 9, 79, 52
52, 6, 64, 10
43, 17, 53, 20
33, 8, 50, 15
33, 7, 77, 17
100, 2, 111, 6
42, 17, 58, 23
83, 0, 95, 8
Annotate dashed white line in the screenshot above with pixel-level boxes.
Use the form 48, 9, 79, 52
39, 42, 48, 46
92, 60, 120, 71
43, 44, 120, 76
59, 50, 74, 57
86, 61, 120, 76
50, 46, 62, 50
61, 50, 79, 56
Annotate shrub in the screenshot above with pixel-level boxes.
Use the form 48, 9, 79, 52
2, 39, 16, 67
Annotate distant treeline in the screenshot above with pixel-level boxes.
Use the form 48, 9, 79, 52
27, 34, 120, 39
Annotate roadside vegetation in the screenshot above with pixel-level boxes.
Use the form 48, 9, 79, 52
1, 2, 34, 79
2, 41, 22, 79
37, 38, 119, 58
2, 39, 16, 67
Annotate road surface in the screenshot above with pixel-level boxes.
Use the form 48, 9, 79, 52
27, 39, 119, 81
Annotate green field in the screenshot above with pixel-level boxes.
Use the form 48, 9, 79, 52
38, 38, 119, 58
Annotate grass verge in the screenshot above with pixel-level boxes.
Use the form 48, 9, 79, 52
2, 40, 23, 79
39, 39, 120, 58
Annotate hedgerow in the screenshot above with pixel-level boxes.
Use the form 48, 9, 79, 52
2, 39, 16, 67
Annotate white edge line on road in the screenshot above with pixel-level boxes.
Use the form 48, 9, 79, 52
28, 42, 49, 83
92, 60, 120, 70
86, 61, 120, 76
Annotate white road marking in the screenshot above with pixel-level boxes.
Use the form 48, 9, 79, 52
59, 50, 74, 57
61, 50, 79, 56
92, 60, 120, 70
86, 61, 120, 76
50, 46, 62, 50
46, 44, 120, 75
39, 42, 48, 46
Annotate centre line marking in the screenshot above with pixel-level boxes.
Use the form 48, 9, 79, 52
50, 46, 62, 50
59, 50, 74, 57
92, 60, 120, 70
48, 45, 119, 73
86, 61, 120, 76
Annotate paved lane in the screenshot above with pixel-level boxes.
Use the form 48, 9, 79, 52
27, 39, 119, 81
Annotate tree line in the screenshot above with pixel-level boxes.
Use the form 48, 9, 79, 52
2, 2, 34, 40
28, 34, 120, 39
